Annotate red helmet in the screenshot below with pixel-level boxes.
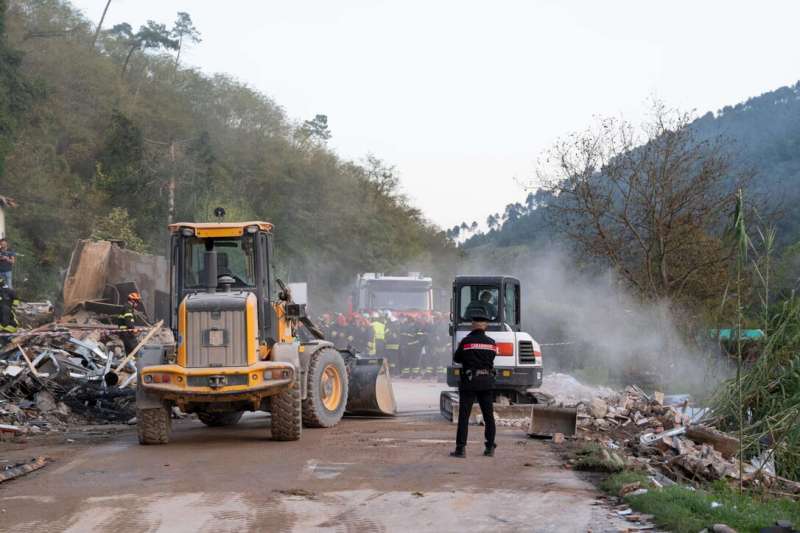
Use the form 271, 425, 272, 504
128, 292, 142, 302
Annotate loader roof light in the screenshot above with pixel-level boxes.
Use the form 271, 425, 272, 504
246, 224, 259, 234
180, 227, 195, 237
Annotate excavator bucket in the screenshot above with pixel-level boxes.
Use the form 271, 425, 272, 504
345, 356, 397, 417
528, 405, 578, 437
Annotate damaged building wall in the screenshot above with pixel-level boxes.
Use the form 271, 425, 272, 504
62, 240, 169, 320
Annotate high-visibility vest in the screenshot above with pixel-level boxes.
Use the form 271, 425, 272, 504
371, 321, 385, 341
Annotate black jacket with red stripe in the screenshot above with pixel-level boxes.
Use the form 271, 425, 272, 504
453, 329, 497, 371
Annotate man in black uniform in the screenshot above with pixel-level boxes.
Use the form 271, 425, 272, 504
0, 276, 20, 340
450, 309, 497, 458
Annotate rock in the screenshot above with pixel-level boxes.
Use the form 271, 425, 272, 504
590, 398, 608, 418
55, 402, 71, 416
34, 391, 58, 413
619, 482, 641, 498
3, 403, 25, 419
711, 525, 737, 533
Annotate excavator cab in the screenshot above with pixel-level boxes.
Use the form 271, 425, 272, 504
135, 221, 396, 445
448, 276, 540, 399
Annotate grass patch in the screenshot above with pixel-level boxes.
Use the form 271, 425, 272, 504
600, 470, 649, 494
602, 472, 800, 533
573, 442, 625, 473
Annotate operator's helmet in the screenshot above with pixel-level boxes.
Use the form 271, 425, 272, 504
128, 292, 142, 303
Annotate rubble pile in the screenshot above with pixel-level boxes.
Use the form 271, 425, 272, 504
0, 314, 166, 438
575, 385, 799, 492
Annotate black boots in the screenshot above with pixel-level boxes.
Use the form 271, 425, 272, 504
450, 445, 496, 457
449, 447, 466, 458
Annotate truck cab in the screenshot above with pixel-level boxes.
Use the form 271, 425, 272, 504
353, 272, 433, 317
446, 276, 543, 402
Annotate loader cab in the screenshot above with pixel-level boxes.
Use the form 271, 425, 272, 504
169, 222, 275, 343
451, 276, 521, 336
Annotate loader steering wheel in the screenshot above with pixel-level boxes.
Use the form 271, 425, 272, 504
218, 273, 245, 287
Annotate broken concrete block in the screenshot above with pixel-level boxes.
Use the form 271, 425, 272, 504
552, 432, 565, 444
34, 391, 57, 413
618, 481, 641, 498
590, 398, 608, 418
686, 425, 739, 459
653, 391, 664, 405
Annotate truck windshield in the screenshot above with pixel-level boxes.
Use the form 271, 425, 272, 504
369, 290, 429, 311
183, 236, 256, 289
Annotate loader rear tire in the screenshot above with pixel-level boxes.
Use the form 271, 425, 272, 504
302, 348, 348, 428
137, 406, 171, 445
198, 411, 243, 427
270, 379, 302, 441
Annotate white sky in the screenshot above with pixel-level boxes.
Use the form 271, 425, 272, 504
70, 0, 800, 230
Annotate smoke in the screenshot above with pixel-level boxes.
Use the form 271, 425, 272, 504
460, 246, 729, 393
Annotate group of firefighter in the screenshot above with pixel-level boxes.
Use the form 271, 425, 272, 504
317, 312, 452, 379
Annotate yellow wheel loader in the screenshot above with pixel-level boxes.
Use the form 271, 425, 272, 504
135, 221, 396, 445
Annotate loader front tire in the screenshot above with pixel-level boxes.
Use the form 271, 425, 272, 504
137, 406, 171, 445
198, 411, 243, 427
302, 348, 348, 428
270, 379, 302, 441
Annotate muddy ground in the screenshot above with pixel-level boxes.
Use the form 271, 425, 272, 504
1, 382, 634, 532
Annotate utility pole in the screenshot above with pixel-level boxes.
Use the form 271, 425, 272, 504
91, 0, 113, 48
168, 141, 176, 225
143, 137, 194, 227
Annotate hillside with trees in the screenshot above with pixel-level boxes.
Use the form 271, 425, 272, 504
463, 85, 800, 307
0, 0, 459, 305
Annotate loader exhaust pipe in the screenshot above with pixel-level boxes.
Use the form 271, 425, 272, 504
203, 250, 218, 293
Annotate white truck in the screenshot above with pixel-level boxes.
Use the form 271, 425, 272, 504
352, 273, 433, 316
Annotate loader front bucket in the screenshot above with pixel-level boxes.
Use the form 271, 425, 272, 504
528, 405, 578, 437
345, 356, 397, 416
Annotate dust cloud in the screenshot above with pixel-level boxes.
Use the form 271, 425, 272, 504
460, 247, 728, 393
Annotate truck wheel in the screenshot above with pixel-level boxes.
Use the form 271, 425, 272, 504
137, 406, 171, 445
271, 379, 302, 441
302, 348, 348, 428
198, 411, 243, 427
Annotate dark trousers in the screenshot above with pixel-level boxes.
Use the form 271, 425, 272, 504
456, 389, 495, 449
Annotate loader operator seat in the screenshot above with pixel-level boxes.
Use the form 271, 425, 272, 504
214, 252, 247, 287
216, 252, 232, 276
465, 291, 497, 322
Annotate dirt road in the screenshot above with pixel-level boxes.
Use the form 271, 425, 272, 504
1, 382, 629, 532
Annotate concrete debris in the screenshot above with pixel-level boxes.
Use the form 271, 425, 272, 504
0, 456, 50, 483
576, 384, 748, 485
1, 313, 173, 438
590, 398, 608, 418
619, 481, 641, 498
